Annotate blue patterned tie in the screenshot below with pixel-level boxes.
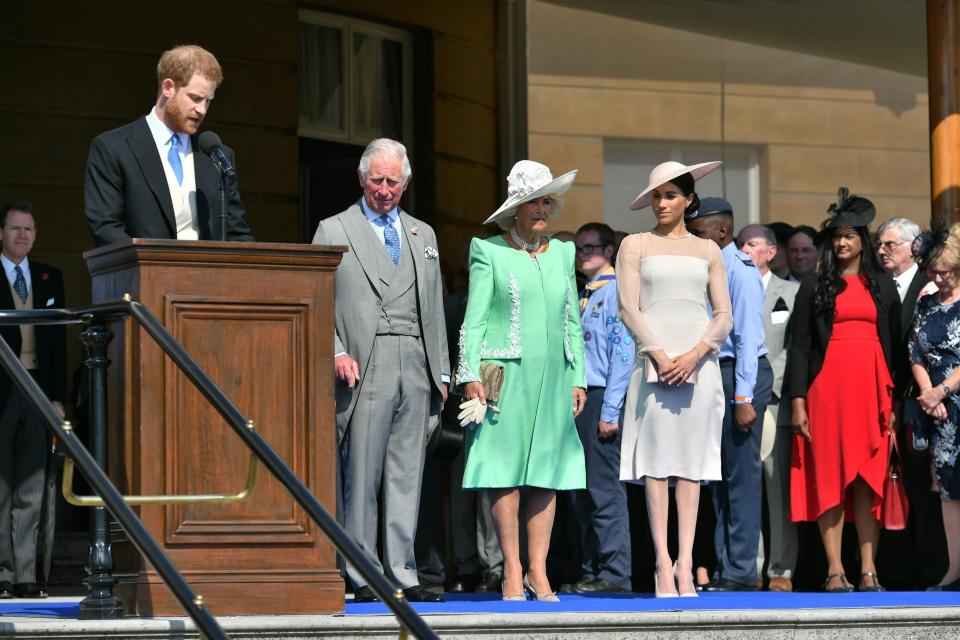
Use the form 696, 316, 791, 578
168, 133, 184, 185
382, 218, 400, 264
13, 266, 27, 304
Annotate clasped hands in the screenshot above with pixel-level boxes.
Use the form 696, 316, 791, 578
650, 348, 701, 387
918, 386, 949, 421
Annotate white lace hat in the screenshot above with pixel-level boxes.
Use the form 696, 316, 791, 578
630, 160, 722, 210
484, 160, 578, 229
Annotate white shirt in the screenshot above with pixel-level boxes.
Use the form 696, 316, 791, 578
145, 108, 199, 239
0, 254, 30, 292
893, 263, 919, 302
761, 270, 772, 291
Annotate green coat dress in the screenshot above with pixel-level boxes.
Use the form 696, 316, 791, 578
457, 235, 587, 490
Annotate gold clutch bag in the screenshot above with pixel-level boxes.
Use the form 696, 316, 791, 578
478, 362, 504, 402
454, 361, 505, 401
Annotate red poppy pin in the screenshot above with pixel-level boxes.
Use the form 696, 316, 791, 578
411, 226, 420, 236
40, 272, 49, 281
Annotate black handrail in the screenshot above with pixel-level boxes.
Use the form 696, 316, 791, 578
0, 301, 439, 640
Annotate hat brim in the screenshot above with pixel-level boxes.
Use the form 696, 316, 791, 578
630, 161, 723, 210
484, 169, 578, 227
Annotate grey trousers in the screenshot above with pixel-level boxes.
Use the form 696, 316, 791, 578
341, 335, 431, 589
0, 388, 48, 584
759, 401, 798, 579
449, 447, 503, 578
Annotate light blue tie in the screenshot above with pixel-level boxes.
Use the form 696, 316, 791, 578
168, 134, 184, 185
13, 266, 27, 304
382, 217, 400, 265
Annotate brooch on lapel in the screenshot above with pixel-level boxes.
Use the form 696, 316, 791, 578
40, 272, 49, 281
424, 246, 438, 260
411, 226, 420, 236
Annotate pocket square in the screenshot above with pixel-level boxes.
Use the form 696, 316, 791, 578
424, 246, 438, 260
46, 298, 55, 307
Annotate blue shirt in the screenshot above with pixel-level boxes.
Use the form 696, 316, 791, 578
719, 241, 768, 403
580, 273, 635, 423
360, 198, 402, 252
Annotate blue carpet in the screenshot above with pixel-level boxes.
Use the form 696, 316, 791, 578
0, 600, 80, 617
345, 591, 960, 616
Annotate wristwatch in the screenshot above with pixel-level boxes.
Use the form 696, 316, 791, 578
943, 382, 953, 396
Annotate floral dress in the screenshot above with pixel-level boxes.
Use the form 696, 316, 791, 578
909, 294, 960, 500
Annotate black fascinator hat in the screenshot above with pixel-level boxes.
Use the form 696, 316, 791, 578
911, 225, 950, 268
817, 187, 876, 243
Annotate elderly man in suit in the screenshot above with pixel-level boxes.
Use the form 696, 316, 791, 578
312, 138, 449, 603
876, 217, 945, 590
738, 224, 799, 592
0, 203, 66, 599
84, 44, 254, 246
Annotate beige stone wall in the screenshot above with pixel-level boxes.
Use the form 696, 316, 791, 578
312, 1, 502, 268
527, 1, 931, 235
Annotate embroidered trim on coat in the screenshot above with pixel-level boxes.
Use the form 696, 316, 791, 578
481, 272, 522, 358
455, 326, 479, 384
564, 278, 575, 363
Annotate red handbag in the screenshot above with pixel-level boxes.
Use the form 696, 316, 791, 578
882, 431, 909, 530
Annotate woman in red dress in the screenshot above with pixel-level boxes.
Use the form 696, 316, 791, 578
787, 188, 902, 593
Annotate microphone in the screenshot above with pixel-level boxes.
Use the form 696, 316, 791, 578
197, 131, 235, 177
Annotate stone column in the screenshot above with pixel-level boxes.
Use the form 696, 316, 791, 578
928, 0, 960, 226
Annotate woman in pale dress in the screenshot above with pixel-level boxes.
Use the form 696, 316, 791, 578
616, 161, 733, 597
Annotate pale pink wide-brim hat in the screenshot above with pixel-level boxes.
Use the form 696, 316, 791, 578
630, 160, 723, 210
485, 160, 578, 229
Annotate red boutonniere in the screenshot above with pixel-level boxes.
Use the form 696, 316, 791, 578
411, 226, 420, 236
40, 272, 49, 281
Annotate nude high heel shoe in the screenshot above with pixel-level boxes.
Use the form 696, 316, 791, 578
654, 568, 679, 598
501, 578, 525, 601
673, 562, 698, 597
523, 574, 559, 602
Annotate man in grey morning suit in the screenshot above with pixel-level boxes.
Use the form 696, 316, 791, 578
0, 203, 66, 599
312, 139, 449, 603
738, 224, 800, 592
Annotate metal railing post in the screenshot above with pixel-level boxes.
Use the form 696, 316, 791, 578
78, 321, 123, 619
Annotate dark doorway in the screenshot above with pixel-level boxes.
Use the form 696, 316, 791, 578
299, 138, 365, 241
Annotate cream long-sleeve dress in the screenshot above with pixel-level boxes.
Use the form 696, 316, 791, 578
615, 232, 733, 482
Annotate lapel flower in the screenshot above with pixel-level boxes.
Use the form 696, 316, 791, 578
411, 225, 420, 236
40, 272, 49, 281
424, 246, 438, 260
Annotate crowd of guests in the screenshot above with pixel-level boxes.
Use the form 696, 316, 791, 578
409, 157, 960, 601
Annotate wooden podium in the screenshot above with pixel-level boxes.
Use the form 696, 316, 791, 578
83, 239, 346, 616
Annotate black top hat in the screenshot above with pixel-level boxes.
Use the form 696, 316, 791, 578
817, 187, 875, 242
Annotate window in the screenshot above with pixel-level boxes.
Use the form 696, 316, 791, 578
299, 11, 413, 147
603, 141, 761, 233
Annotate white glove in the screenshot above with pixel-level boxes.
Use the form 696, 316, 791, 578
458, 397, 487, 427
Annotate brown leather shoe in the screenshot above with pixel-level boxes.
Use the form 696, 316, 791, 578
768, 577, 793, 592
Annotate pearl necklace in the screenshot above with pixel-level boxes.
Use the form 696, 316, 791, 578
510, 226, 542, 252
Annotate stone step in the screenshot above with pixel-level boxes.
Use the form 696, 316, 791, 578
0, 606, 957, 639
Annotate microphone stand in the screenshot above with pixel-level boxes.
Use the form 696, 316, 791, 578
209, 160, 235, 242
217, 173, 227, 242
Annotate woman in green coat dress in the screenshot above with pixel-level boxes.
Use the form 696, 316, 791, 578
457, 160, 587, 601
